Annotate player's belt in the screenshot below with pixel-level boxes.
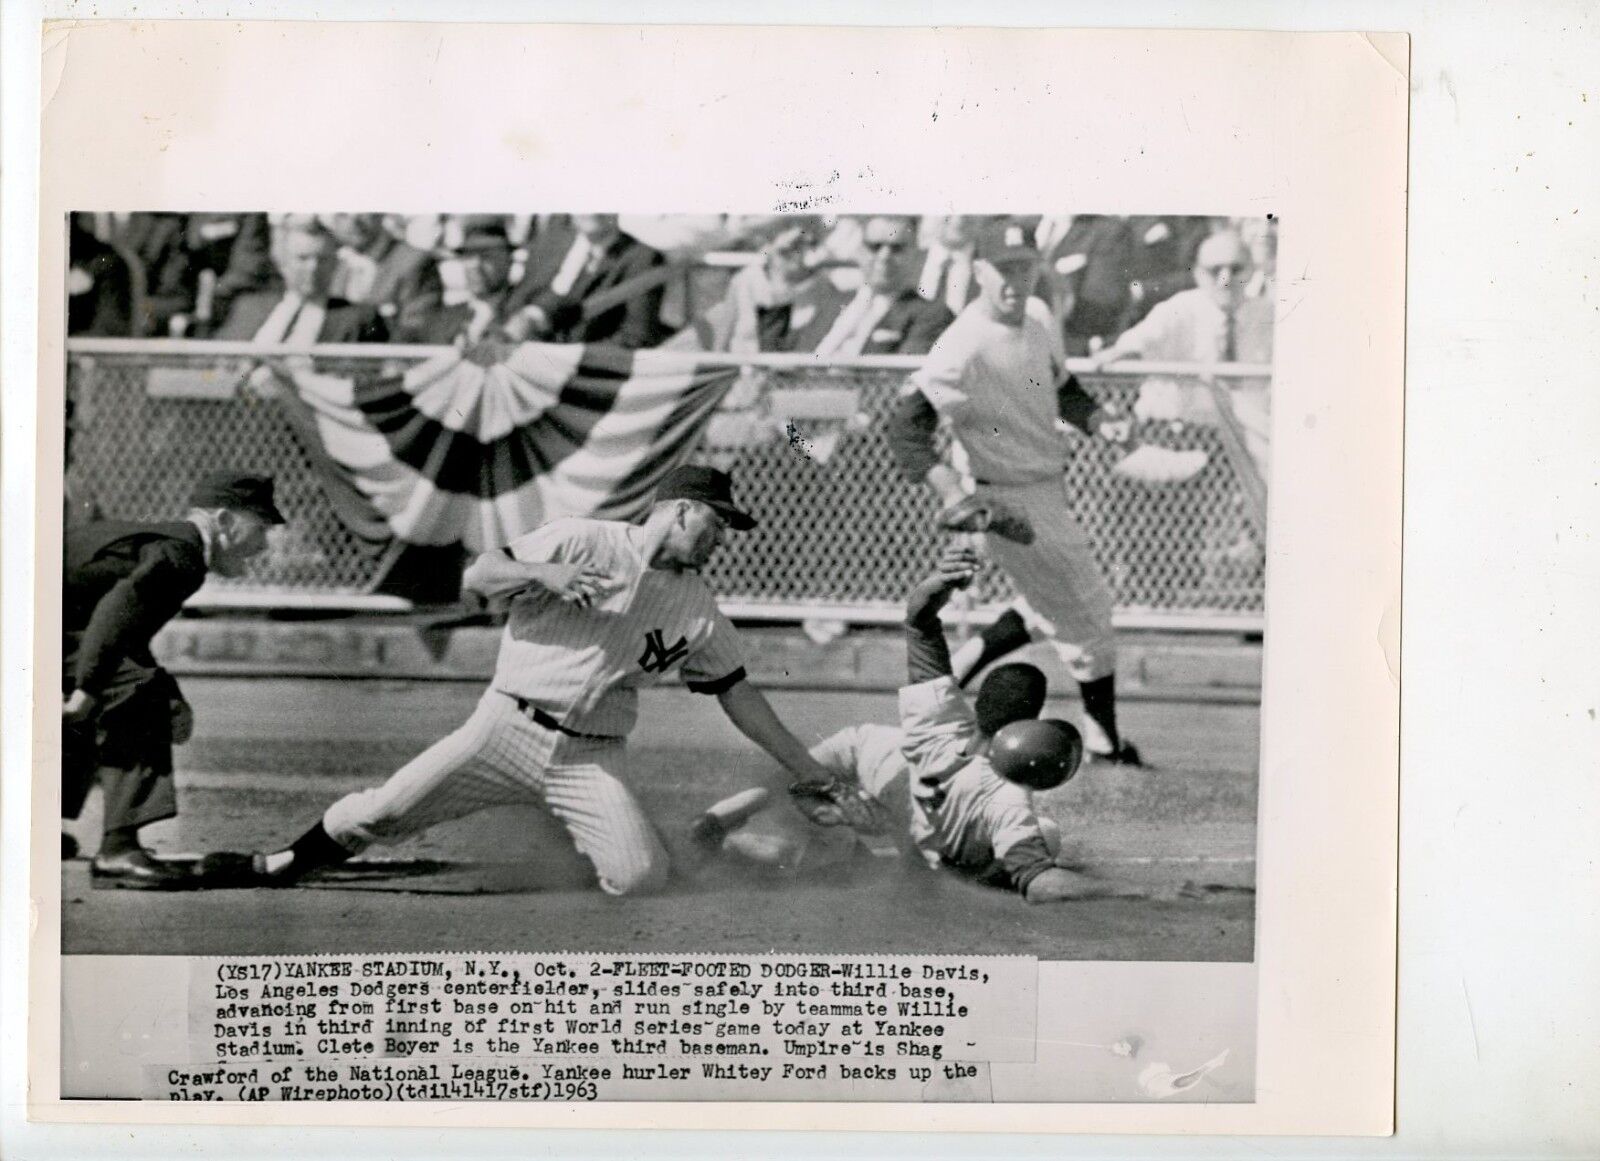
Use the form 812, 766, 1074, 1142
507, 695, 615, 742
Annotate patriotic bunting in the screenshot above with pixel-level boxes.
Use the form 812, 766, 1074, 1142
278, 341, 739, 551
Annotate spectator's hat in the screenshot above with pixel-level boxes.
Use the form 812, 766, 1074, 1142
977, 220, 1042, 267
654, 465, 757, 531
458, 220, 511, 252
190, 471, 286, 524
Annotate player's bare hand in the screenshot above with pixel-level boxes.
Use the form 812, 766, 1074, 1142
542, 563, 614, 607
906, 545, 978, 622
933, 542, 981, 590
62, 688, 97, 724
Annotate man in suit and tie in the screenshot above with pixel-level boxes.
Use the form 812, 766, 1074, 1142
410, 220, 520, 345
213, 221, 388, 345
320, 213, 444, 342
500, 213, 667, 349
62, 472, 285, 887
917, 215, 989, 317
793, 215, 956, 356
1087, 229, 1273, 473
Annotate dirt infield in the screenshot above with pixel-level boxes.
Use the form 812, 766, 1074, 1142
62, 678, 1257, 961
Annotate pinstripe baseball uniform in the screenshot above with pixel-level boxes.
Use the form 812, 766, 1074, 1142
906, 299, 1118, 690
322, 516, 747, 895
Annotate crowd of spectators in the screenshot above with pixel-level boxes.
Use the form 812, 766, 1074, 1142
66, 211, 1277, 362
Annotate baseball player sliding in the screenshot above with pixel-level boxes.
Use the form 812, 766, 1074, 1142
199, 466, 864, 895
691, 542, 1157, 903
885, 221, 1143, 765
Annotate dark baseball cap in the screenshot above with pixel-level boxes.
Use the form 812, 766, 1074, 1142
189, 471, 286, 524
977, 220, 1042, 267
654, 465, 756, 531
459, 221, 512, 252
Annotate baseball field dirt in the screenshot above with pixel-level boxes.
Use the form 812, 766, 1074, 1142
62, 677, 1257, 961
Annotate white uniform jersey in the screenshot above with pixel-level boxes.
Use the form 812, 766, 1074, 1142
894, 676, 1052, 874
906, 298, 1070, 486
494, 517, 745, 737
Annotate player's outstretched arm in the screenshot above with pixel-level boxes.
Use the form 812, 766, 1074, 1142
714, 679, 837, 790
904, 543, 980, 684
1022, 866, 1153, 904
461, 551, 611, 606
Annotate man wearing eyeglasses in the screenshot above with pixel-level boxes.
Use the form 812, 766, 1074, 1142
792, 215, 956, 356
1086, 230, 1274, 474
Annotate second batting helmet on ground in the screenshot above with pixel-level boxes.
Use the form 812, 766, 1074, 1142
989, 719, 1084, 791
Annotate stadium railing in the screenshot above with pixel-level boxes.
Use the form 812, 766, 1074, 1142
64, 339, 1269, 633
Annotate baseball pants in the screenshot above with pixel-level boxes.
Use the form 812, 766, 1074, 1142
61, 658, 179, 831
321, 689, 669, 896
978, 476, 1118, 684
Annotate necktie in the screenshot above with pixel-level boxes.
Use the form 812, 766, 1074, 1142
945, 254, 972, 314
1220, 310, 1238, 363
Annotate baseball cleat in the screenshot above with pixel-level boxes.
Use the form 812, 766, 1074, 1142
1086, 740, 1145, 768
89, 847, 197, 891
192, 850, 291, 888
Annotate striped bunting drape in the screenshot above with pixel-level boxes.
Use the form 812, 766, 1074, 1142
280, 342, 740, 551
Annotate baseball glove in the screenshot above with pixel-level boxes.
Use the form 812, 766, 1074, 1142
788, 777, 894, 836
937, 495, 1035, 544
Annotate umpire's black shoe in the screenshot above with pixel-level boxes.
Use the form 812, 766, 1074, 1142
1087, 740, 1145, 768
90, 847, 196, 891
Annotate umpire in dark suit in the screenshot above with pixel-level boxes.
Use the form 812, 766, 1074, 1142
62, 472, 284, 888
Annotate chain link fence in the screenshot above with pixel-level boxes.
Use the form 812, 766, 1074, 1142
65, 343, 1266, 629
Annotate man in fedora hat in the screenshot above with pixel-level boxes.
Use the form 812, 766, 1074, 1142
200, 465, 851, 896
62, 471, 285, 888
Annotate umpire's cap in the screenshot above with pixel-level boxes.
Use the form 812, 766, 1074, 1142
654, 465, 756, 531
990, 718, 1084, 791
189, 471, 287, 524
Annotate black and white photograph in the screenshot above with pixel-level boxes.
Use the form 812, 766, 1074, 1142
56, 206, 1270, 1100
60, 208, 1270, 947
24, 18, 1407, 1130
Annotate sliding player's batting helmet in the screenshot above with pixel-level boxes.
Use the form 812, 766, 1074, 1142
990, 719, 1083, 791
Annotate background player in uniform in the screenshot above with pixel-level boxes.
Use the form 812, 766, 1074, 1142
885, 222, 1143, 765
63, 471, 284, 888
199, 466, 860, 896
691, 542, 1156, 903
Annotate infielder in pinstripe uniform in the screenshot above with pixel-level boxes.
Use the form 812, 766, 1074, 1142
887, 223, 1143, 765
199, 466, 844, 896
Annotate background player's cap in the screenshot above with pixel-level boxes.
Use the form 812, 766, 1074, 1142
977, 220, 1041, 267
654, 465, 757, 531
189, 471, 287, 524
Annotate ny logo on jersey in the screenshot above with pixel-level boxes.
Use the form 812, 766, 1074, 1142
638, 628, 690, 674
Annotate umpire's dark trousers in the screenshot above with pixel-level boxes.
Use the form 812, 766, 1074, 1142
61, 650, 178, 833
